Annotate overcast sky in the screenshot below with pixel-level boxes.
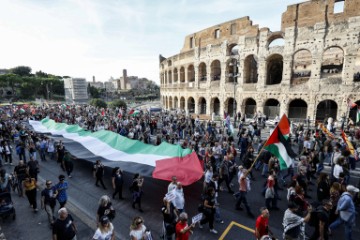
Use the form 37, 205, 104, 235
0, 0, 302, 84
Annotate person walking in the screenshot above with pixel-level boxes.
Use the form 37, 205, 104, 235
131, 173, 144, 212
112, 167, 124, 200
22, 174, 38, 212
235, 168, 254, 218
255, 207, 273, 240
309, 199, 332, 240
52, 208, 77, 240
199, 187, 218, 234
63, 151, 74, 178
57, 141, 66, 171
129, 216, 147, 240
27, 156, 39, 181
283, 202, 312, 240
329, 185, 359, 240
41, 180, 58, 227
93, 160, 107, 189
54, 175, 68, 208
97, 195, 115, 223
92, 216, 115, 240
175, 212, 195, 240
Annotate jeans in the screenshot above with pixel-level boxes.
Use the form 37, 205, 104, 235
40, 149, 46, 161
262, 164, 268, 176
316, 163, 324, 173
45, 204, 55, 224
235, 191, 251, 213
330, 217, 353, 240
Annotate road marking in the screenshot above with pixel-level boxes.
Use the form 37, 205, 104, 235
218, 221, 255, 240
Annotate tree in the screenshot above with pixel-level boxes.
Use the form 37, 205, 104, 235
90, 98, 107, 108
110, 99, 127, 110
10, 66, 32, 76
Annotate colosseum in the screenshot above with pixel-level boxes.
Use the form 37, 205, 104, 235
159, 0, 360, 123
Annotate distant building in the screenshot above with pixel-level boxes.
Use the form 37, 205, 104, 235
64, 78, 88, 104
0, 69, 9, 75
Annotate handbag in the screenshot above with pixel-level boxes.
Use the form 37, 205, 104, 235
265, 187, 274, 199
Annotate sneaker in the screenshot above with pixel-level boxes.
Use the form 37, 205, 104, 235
210, 229, 218, 234
34, 208, 39, 212
68, 175, 72, 178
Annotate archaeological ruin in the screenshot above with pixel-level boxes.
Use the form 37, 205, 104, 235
159, 0, 360, 123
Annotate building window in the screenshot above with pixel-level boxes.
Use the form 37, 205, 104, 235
214, 29, 220, 39
334, 0, 345, 14
230, 23, 236, 35
190, 37, 193, 48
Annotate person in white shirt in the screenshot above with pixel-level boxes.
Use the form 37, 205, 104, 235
333, 157, 344, 180
172, 182, 185, 213
92, 216, 115, 240
167, 176, 178, 193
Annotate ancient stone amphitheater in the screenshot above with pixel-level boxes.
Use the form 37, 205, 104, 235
159, 0, 360, 123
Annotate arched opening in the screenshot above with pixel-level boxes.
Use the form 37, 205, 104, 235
199, 97, 207, 114
167, 60, 172, 67
165, 72, 168, 84
187, 65, 195, 82
244, 55, 258, 83
292, 49, 312, 85
169, 96, 173, 109
268, 38, 285, 48
354, 48, 360, 82
174, 97, 178, 109
180, 67, 185, 82
244, 98, 257, 118
349, 100, 360, 123
211, 98, 220, 115
174, 68, 178, 83
165, 96, 168, 109
288, 99, 308, 120
226, 58, 238, 82
162, 96, 165, 107
227, 44, 239, 56
321, 46, 344, 78
266, 54, 283, 85
210, 60, 221, 81
226, 98, 237, 117
198, 62, 207, 81
316, 100, 338, 121
264, 99, 280, 118
180, 97, 185, 110
187, 97, 195, 113
168, 70, 172, 84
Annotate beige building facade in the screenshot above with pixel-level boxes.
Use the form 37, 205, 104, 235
160, 0, 360, 122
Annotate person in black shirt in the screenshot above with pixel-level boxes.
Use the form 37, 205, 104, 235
93, 160, 106, 189
310, 199, 332, 240
27, 156, 39, 181
131, 173, 144, 212
112, 167, 124, 200
41, 180, 57, 226
56, 141, 66, 171
199, 187, 218, 234
161, 197, 177, 240
97, 195, 115, 223
14, 160, 27, 195
52, 208, 77, 240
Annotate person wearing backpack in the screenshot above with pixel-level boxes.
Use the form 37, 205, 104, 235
329, 185, 359, 240
308, 199, 332, 240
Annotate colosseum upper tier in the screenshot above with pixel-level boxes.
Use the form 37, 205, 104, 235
159, 0, 360, 122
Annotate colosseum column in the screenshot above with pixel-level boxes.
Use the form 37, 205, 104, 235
194, 63, 199, 89
343, 48, 357, 85
257, 28, 270, 88
206, 59, 211, 88
194, 98, 199, 115
206, 98, 211, 116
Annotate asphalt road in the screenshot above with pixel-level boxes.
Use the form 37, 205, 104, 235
1, 127, 360, 240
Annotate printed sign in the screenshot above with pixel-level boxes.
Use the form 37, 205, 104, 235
165, 191, 176, 201
192, 213, 203, 224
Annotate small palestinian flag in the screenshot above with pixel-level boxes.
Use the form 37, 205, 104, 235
264, 114, 297, 170
341, 131, 355, 156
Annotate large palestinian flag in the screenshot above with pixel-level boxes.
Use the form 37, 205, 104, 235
29, 119, 203, 186
264, 114, 297, 170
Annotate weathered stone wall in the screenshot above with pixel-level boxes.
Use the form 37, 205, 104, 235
160, 0, 360, 122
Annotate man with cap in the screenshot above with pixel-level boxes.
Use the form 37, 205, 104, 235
329, 185, 359, 240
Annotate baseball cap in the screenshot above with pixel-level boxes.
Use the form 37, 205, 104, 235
346, 185, 359, 193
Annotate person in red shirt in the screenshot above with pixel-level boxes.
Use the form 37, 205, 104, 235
255, 207, 273, 240
175, 212, 195, 240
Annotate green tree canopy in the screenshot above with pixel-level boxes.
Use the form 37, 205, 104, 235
10, 66, 32, 76
110, 99, 127, 110
90, 98, 107, 108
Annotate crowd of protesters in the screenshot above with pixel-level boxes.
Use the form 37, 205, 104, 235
0, 103, 359, 239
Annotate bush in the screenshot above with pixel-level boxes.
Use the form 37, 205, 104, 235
110, 99, 127, 110
90, 98, 107, 108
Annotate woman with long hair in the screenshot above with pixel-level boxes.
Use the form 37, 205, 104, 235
92, 215, 115, 240
129, 216, 147, 240
22, 174, 38, 212
97, 195, 115, 223
199, 187, 218, 234
131, 173, 144, 212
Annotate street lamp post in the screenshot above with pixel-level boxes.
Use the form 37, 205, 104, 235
229, 59, 239, 125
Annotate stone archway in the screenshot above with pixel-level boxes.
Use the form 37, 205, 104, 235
210, 60, 221, 81
349, 100, 360, 123
174, 68, 178, 83
316, 100, 338, 121
244, 98, 256, 118
266, 54, 283, 85
264, 98, 280, 118
174, 96, 178, 109
187, 65, 195, 82
187, 97, 195, 113
169, 96, 173, 109
180, 97, 185, 110
198, 62, 207, 81
180, 67, 185, 82
211, 97, 220, 115
288, 99, 308, 120
199, 97, 207, 114
226, 98, 237, 117
244, 55, 258, 83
